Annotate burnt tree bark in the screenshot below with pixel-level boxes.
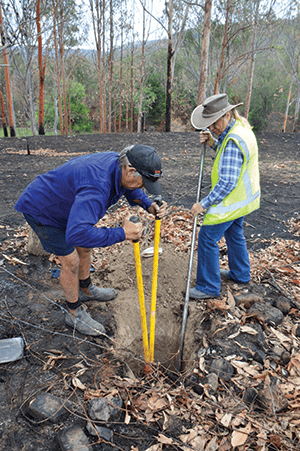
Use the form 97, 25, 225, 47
36, 0, 46, 135
0, 2, 15, 136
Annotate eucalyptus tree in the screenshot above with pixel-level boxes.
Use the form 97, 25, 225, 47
3, 0, 49, 135
0, 2, 13, 135
276, 2, 300, 132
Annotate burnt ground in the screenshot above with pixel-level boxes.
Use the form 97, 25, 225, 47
0, 131, 299, 451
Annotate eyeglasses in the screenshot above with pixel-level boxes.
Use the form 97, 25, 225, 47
141, 170, 163, 180
129, 165, 162, 179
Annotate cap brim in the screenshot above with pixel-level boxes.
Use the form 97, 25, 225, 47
191, 102, 243, 129
142, 176, 162, 195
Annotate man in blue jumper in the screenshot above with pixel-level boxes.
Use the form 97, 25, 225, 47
15, 144, 166, 336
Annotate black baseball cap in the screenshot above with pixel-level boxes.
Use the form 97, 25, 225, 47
126, 144, 162, 195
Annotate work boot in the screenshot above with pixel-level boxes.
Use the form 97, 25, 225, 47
78, 284, 118, 302
220, 269, 232, 280
189, 287, 215, 300
220, 269, 250, 284
65, 305, 106, 336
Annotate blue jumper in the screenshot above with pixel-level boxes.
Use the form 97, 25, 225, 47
15, 152, 153, 248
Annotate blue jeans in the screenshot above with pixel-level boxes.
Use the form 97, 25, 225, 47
196, 216, 250, 296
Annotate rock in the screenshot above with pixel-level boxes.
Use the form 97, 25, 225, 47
256, 377, 288, 413
0, 337, 24, 363
26, 393, 70, 423
88, 396, 123, 422
204, 373, 219, 392
274, 296, 291, 315
57, 425, 90, 451
26, 227, 49, 256
209, 358, 234, 382
235, 292, 263, 309
280, 351, 291, 366
86, 422, 112, 441
212, 322, 266, 361
295, 326, 300, 337
248, 302, 284, 326
253, 349, 266, 364
243, 387, 258, 405
185, 374, 203, 395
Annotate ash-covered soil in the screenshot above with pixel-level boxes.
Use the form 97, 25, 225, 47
0, 131, 299, 451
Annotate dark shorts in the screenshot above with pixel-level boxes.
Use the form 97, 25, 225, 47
23, 213, 75, 256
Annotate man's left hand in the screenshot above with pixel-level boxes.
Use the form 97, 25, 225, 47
191, 202, 206, 219
148, 201, 167, 218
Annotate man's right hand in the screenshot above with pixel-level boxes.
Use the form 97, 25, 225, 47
122, 214, 143, 241
200, 129, 214, 147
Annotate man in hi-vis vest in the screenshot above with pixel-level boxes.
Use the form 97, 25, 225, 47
189, 93, 260, 300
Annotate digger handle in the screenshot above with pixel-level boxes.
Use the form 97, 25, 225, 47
154, 197, 162, 220
129, 215, 140, 242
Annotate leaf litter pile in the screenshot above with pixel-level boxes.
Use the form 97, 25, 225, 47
1, 201, 300, 451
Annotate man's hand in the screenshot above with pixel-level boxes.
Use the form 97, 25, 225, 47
122, 214, 143, 241
148, 201, 167, 218
191, 202, 206, 219
200, 129, 214, 147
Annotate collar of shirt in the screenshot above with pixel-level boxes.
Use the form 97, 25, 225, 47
217, 118, 236, 146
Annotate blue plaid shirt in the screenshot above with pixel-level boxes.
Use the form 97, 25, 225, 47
201, 119, 243, 210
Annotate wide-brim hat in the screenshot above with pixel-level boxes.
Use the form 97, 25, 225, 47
191, 93, 243, 130
126, 144, 162, 195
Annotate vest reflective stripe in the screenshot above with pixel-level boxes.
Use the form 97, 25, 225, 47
208, 189, 260, 215
203, 121, 260, 225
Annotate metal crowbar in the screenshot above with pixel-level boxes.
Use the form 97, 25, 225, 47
177, 142, 206, 371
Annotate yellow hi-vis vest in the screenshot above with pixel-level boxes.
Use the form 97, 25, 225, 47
203, 120, 260, 225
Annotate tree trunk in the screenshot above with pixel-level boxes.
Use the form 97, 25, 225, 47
244, 1, 260, 119
214, 0, 230, 94
292, 81, 300, 132
108, 0, 113, 133
197, 0, 212, 105
125, 46, 129, 133
90, 0, 104, 133
0, 2, 15, 137
52, 0, 63, 135
28, 68, 38, 136
68, 82, 71, 134
137, 2, 146, 133
119, 26, 124, 132
165, 0, 173, 132
0, 84, 8, 136
282, 73, 293, 133
53, 80, 58, 135
36, 0, 46, 135
102, 0, 106, 133
59, 2, 68, 135
130, 31, 134, 133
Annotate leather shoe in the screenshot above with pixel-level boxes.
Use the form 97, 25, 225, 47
189, 287, 215, 299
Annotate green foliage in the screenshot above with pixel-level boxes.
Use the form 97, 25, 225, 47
44, 81, 93, 133
144, 71, 166, 125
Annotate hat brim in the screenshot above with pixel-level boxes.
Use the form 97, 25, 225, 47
142, 176, 162, 195
191, 102, 243, 130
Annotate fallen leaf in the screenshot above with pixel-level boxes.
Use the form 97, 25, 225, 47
72, 377, 86, 390
231, 422, 251, 447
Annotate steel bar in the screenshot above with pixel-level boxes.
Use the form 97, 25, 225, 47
177, 142, 206, 371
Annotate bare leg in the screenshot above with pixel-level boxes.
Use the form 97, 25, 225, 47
58, 249, 80, 316
76, 247, 93, 296
58, 248, 107, 336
